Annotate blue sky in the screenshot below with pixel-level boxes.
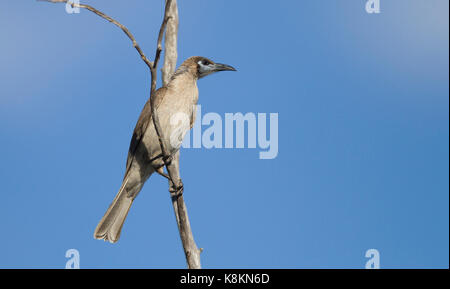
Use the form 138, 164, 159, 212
0, 0, 448, 268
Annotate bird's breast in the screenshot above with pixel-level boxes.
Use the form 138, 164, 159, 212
153, 77, 199, 152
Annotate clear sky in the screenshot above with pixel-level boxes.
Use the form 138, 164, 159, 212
0, 0, 448, 268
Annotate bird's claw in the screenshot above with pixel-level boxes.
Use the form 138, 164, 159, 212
163, 154, 173, 165
170, 179, 184, 198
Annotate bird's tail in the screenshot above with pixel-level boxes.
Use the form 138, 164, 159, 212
94, 179, 134, 243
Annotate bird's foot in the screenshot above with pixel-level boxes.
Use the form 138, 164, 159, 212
163, 154, 173, 165
170, 179, 184, 199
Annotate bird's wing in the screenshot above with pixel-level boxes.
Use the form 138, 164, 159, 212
125, 87, 167, 175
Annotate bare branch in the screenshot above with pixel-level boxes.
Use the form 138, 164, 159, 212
149, 0, 172, 164
168, 154, 202, 269
38, 0, 153, 69
162, 0, 179, 86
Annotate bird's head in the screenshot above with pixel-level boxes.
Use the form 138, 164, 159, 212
182, 56, 236, 79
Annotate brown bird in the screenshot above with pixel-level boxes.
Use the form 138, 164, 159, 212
94, 56, 236, 243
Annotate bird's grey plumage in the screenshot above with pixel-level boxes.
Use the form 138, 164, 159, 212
94, 56, 236, 243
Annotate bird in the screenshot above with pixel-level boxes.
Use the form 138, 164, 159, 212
94, 56, 236, 243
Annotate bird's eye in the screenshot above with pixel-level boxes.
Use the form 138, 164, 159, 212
202, 60, 210, 66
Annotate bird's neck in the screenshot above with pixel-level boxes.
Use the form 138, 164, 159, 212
168, 66, 198, 90
166, 68, 199, 105
169, 64, 198, 84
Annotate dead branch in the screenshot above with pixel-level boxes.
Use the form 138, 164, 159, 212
162, 0, 178, 86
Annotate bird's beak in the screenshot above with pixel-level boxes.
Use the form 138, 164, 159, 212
213, 63, 237, 72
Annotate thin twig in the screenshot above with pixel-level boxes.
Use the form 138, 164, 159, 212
38, 0, 154, 69
149, 0, 173, 170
